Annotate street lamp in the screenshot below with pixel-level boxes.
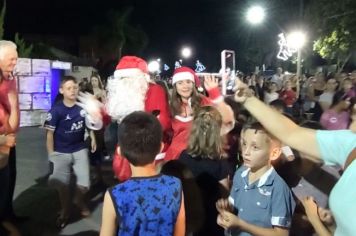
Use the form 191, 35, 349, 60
287, 31, 306, 78
181, 47, 192, 58
246, 6, 265, 25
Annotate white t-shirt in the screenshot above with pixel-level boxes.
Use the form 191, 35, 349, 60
264, 92, 279, 104
319, 92, 334, 108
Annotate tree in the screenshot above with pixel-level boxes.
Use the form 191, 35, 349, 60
0, 0, 33, 57
0, 0, 5, 39
89, 7, 148, 78
14, 33, 33, 58
306, 0, 356, 72
313, 28, 352, 72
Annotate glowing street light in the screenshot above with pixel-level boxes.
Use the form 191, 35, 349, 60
181, 47, 192, 58
246, 6, 265, 25
148, 60, 160, 73
288, 31, 306, 78
287, 31, 306, 50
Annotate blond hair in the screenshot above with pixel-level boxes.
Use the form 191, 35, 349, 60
187, 106, 223, 159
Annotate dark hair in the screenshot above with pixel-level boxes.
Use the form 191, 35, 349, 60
241, 122, 278, 142
300, 120, 324, 130
330, 91, 347, 108
118, 112, 162, 166
326, 77, 339, 90
90, 73, 104, 89
269, 99, 286, 110
242, 122, 266, 133
170, 85, 202, 117
60, 76, 77, 87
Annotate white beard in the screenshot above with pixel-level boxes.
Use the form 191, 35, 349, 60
106, 76, 148, 122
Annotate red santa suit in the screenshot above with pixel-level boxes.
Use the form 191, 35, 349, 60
164, 66, 227, 160
107, 56, 171, 181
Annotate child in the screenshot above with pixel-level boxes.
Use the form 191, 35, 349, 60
264, 82, 279, 104
279, 80, 297, 115
301, 197, 335, 236
44, 76, 97, 228
216, 122, 295, 236
100, 112, 185, 236
178, 106, 233, 236
160, 160, 205, 235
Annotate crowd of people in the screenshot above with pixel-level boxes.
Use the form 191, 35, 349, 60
0, 40, 355, 236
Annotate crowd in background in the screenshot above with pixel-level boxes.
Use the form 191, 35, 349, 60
1, 41, 355, 236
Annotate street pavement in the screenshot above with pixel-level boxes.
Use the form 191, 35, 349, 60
13, 127, 116, 236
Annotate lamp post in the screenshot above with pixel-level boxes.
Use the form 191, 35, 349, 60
286, 31, 306, 78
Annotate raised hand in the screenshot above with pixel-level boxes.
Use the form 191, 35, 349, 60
77, 92, 103, 118
77, 92, 104, 130
301, 196, 320, 223
204, 75, 219, 91
233, 78, 254, 103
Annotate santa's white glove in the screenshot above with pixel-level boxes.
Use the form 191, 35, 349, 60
76, 92, 104, 130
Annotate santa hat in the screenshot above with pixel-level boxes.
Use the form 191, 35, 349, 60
172, 66, 203, 92
113, 56, 150, 81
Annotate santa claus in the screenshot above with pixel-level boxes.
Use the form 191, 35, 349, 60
80, 56, 171, 181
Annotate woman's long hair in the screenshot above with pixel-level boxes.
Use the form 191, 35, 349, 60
90, 72, 104, 89
170, 85, 202, 117
187, 106, 223, 159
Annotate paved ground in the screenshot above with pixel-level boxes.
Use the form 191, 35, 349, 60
12, 127, 117, 236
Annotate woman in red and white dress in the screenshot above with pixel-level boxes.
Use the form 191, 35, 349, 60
164, 67, 235, 161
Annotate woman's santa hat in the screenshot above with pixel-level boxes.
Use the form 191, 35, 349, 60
113, 56, 150, 81
172, 66, 203, 92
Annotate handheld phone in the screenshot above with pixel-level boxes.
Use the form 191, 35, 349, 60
221, 50, 236, 95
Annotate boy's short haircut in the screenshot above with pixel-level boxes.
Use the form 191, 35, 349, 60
118, 111, 162, 166
242, 122, 279, 144
60, 76, 77, 87
242, 122, 266, 134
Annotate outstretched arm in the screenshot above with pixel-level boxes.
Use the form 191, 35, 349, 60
234, 79, 321, 159
204, 76, 235, 134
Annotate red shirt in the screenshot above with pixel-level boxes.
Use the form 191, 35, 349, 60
0, 75, 18, 133
164, 95, 211, 161
280, 89, 296, 107
0, 76, 17, 113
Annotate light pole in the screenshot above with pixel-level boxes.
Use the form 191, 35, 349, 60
287, 31, 306, 78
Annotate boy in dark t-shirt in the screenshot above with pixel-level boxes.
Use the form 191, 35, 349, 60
100, 112, 185, 236
44, 76, 96, 228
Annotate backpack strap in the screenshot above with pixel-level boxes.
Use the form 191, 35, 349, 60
344, 148, 356, 171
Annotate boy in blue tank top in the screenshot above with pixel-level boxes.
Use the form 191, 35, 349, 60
100, 112, 185, 236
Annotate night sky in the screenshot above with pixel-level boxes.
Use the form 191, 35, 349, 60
5, 0, 302, 71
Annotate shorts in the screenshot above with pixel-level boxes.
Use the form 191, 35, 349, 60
49, 149, 90, 188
